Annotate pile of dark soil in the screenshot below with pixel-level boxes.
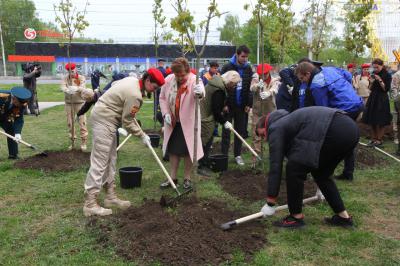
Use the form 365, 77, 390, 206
356, 145, 388, 169
14, 150, 90, 172
219, 170, 317, 203
89, 198, 266, 266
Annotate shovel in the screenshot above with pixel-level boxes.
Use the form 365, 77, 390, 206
130, 119, 193, 206
0, 130, 48, 156
227, 126, 261, 161
220, 189, 324, 230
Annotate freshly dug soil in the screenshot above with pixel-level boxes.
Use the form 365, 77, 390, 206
89, 198, 266, 266
14, 150, 90, 172
355, 145, 388, 169
219, 170, 317, 203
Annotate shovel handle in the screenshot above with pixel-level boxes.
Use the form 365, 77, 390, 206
229, 127, 261, 159
116, 133, 132, 151
359, 142, 400, 163
0, 130, 35, 149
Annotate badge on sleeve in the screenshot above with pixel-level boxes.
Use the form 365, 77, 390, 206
130, 106, 140, 117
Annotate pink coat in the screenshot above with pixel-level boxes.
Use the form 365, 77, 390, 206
159, 73, 204, 162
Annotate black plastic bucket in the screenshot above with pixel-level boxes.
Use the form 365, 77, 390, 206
119, 167, 142, 188
208, 154, 228, 173
148, 134, 161, 148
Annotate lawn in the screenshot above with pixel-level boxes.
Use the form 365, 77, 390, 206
0, 102, 399, 265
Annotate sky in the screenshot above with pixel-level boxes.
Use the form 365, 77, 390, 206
32, 0, 313, 44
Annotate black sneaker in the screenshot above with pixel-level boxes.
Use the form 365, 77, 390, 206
8, 155, 19, 160
160, 179, 178, 189
324, 214, 354, 228
183, 179, 192, 190
334, 173, 353, 181
366, 140, 375, 147
273, 215, 305, 228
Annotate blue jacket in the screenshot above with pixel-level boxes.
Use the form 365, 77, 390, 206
0, 90, 24, 133
298, 67, 363, 113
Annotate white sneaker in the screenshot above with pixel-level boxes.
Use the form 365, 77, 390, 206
235, 156, 245, 166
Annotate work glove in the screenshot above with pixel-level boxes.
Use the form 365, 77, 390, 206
15, 134, 22, 142
66, 86, 78, 95
287, 85, 294, 95
224, 121, 233, 130
260, 91, 271, 100
193, 84, 203, 97
261, 202, 276, 217
164, 114, 172, 126
257, 80, 264, 89
141, 134, 151, 146
118, 128, 128, 137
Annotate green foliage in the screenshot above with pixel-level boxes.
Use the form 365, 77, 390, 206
343, 0, 373, 59
152, 0, 167, 57
217, 15, 241, 45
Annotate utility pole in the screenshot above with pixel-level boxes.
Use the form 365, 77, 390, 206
0, 20, 7, 76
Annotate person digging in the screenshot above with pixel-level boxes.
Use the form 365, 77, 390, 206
83, 68, 165, 217
256, 106, 358, 228
198, 70, 242, 177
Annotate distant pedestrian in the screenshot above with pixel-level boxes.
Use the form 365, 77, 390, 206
22, 62, 41, 116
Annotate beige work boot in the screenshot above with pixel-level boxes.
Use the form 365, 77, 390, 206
81, 139, 88, 152
83, 191, 112, 217
68, 140, 75, 151
104, 183, 131, 210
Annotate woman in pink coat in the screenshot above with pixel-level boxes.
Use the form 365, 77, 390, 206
159, 58, 205, 189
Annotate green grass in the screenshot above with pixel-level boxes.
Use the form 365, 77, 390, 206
1, 103, 400, 265
0, 83, 93, 102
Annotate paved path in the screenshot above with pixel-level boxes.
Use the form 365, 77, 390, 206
38, 102, 64, 111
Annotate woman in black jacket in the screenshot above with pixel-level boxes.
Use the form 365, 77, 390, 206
256, 106, 359, 228
362, 58, 392, 147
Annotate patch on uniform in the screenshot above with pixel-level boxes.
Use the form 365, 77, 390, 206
130, 106, 140, 117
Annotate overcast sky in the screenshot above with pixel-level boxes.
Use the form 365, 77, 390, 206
33, 0, 313, 44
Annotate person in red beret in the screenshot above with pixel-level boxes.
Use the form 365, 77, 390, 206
347, 63, 356, 74
249, 63, 281, 166
83, 68, 164, 217
353, 63, 371, 104
61, 62, 94, 151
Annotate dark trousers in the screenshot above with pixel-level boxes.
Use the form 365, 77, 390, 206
286, 114, 359, 214
342, 110, 362, 177
199, 136, 214, 168
27, 88, 38, 115
221, 107, 247, 157
0, 121, 18, 157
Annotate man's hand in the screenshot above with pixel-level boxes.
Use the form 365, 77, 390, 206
261, 202, 276, 217
141, 134, 151, 146
118, 128, 128, 137
164, 114, 172, 126
15, 134, 22, 142
260, 91, 271, 100
194, 84, 203, 97
223, 106, 229, 113
224, 121, 233, 130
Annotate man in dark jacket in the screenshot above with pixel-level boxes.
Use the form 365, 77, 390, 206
256, 106, 358, 228
276, 64, 299, 111
294, 62, 363, 181
220, 45, 253, 166
90, 69, 107, 90
22, 62, 41, 116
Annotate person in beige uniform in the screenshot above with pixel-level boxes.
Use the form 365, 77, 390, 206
83, 68, 165, 217
250, 63, 280, 164
353, 63, 371, 104
61, 63, 92, 151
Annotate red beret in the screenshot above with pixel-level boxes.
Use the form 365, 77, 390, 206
347, 63, 356, 69
190, 68, 197, 75
65, 63, 76, 70
257, 63, 273, 76
165, 68, 172, 75
361, 63, 371, 69
147, 68, 165, 86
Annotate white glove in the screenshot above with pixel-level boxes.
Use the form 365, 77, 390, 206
15, 134, 22, 142
261, 203, 276, 217
287, 85, 294, 95
257, 80, 264, 89
141, 134, 151, 146
224, 121, 233, 130
118, 128, 128, 137
260, 91, 271, 100
194, 84, 203, 96
66, 86, 78, 95
164, 114, 172, 126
